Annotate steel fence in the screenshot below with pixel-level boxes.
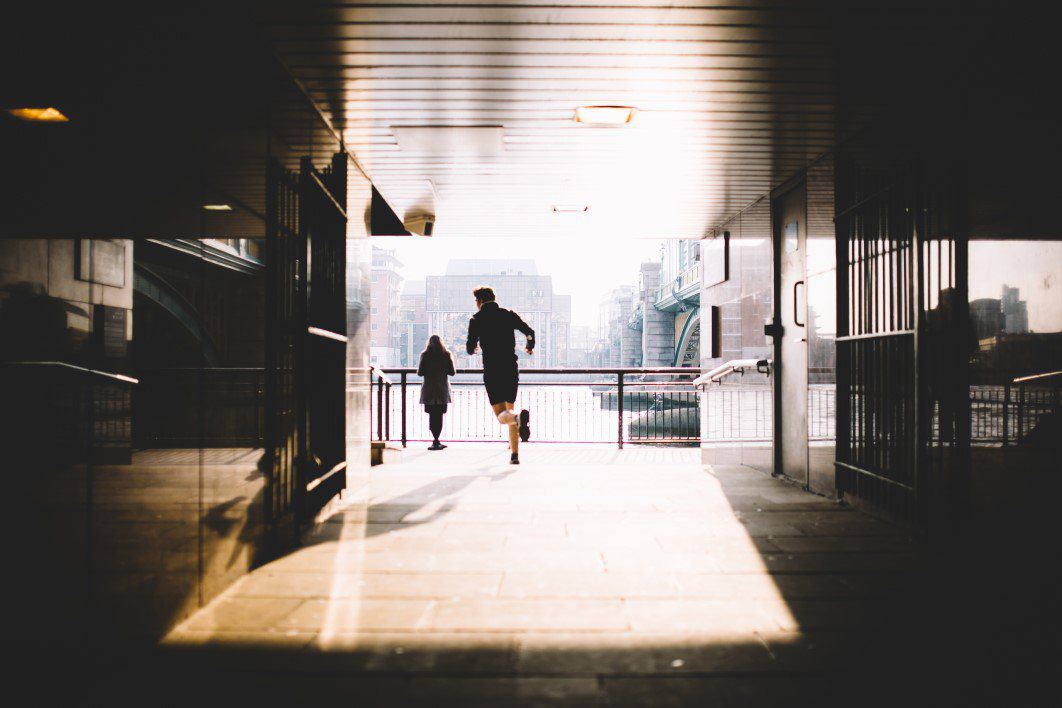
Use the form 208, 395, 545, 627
968, 381, 1061, 446
132, 368, 265, 447
371, 368, 701, 447
370, 368, 837, 448
2, 361, 136, 463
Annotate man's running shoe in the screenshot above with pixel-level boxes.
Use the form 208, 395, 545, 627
519, 409, 531, 442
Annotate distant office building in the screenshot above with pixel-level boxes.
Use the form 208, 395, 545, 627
552, 294, 571, 367
568, 325, 593, 368
395, 280, 429, 367
426, 259, 559, 367
970, 297, 1005, 341
370, 246, 403, 366
1001, 285, 1029, 334
590, 285, 636, 367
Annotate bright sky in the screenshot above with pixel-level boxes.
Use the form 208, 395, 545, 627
375, 236, 665, 329
968, 240, 1062, 333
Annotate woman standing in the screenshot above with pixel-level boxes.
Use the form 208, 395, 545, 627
417, 335, 456, 450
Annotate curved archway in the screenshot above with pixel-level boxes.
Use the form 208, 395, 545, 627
133, 264, 221, 366
674, 307, 700, 367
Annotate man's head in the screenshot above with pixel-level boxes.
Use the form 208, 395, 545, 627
473, 286, 496, 309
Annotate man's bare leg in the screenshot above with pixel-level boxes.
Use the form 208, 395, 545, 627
492, 401, 519, 457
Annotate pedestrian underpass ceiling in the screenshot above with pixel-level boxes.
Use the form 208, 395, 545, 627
255, 1, 966, 240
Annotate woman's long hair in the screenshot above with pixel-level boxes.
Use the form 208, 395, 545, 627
423, 334, 450, 359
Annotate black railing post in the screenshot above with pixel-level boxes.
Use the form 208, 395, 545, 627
401, 372, 407, 448
385, 382, 391, 441
617, 371, 625, 450
1002, 382, 1010, 447
376, 375, 383, 441
1016, 382, 1025, 442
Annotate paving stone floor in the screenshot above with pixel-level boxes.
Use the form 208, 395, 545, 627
157, 445, 958, 705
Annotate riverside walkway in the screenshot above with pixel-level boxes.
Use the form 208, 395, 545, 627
161, 445, 941, 705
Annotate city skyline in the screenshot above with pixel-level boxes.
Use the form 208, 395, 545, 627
370, 250, 582, 368
372, 236, 662, 330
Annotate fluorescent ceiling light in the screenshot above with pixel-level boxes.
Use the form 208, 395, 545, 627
574, 106, 636, 125
202, 204, 233, 211
552, 205, 589, 213
6, 107, 69, 123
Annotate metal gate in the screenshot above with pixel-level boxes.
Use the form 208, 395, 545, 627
265, 152, 348, 539
835, 149, 969, 522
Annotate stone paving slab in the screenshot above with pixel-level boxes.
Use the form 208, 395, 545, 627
162, 445, 929, 705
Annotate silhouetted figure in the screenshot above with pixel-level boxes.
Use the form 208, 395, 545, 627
466, 286, 534, 464
417, 334, 455, 450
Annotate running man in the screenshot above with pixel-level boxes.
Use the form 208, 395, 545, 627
466, 286, 533, 464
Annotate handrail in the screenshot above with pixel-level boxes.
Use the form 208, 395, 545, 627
135, 367, 265, 373
371, 367, 699, 376
3, 360, 139, 384
370, 366, 704, 449
691, 359, 769, 389
1012, 370, 1062, 384
370, 365, 393, 385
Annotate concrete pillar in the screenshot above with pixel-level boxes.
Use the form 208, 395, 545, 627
640, 262, 675, 367
609, 317, 622, 367
617, 294, 640, 367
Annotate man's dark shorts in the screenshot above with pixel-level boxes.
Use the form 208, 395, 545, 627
483, 361, 519, 405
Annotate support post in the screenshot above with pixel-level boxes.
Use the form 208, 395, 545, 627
401, 372, 407, 448
1016, 383, 1025, 442
617, 371, 625, 450
376, 375, 383, 441
1001, 382, 1010, 447
385, 382, 391, 441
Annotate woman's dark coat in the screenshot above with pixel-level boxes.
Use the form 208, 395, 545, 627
417, 350, 455, 404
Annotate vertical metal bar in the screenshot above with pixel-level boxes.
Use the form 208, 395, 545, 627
1016, 383, 1025, 442
617, 372, 624, 449
401, 372, 407, 447
912, 184, 924, 519
264, 164, 278, 526
385, 381, 391, 441
1002, 371, 1011, 443
376, 375, 383, 441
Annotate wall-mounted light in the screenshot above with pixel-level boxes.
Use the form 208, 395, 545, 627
202, 204, 233, 212
574, 106, 636, 125
6, 107, 70, 123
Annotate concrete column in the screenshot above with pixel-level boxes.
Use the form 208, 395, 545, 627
640, 262, 675, 367
617, 294, 640, 367
609, 318, 622, 367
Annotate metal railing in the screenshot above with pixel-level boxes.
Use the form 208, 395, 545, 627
369, 365, 839, 448
2, 361, 137, 463
371, 365, 393, 442
968, 372, 1061, 446
692, 358, 771, 388
132, 368, 266, 447
370, 368, 700, 448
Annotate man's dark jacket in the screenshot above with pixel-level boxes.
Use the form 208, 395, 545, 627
466, 301, 535, 368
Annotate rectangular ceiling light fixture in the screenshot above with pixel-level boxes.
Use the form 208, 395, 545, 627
574, 106, 636, 125
202, 204, 233, 211
6, 107, 70, 122
552, 205, 589, 213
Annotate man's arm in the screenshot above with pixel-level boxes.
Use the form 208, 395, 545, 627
466, 317, 479, 355
511, 311, 535, 353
